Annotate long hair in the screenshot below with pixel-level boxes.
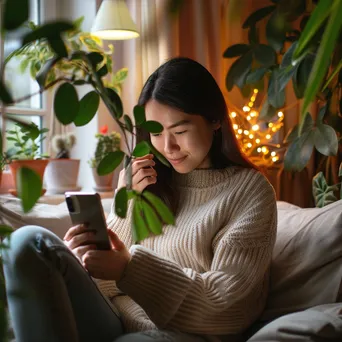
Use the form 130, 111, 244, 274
137, 57, 257, 215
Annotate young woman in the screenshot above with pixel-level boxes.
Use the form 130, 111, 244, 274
3, 57, 277, 342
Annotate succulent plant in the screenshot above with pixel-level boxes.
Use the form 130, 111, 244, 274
51, 132, 77, 159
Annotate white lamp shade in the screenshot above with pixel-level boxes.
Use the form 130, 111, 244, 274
91, 0, 140, 40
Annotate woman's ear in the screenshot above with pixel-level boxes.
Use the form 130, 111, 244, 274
211, 121, 221, 131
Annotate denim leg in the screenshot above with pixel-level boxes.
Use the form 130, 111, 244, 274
2, 225, 123, 342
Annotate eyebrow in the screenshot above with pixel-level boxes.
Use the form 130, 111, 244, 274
167, 120, 191, 129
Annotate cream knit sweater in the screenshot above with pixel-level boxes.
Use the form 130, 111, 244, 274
97, 166, 277, 341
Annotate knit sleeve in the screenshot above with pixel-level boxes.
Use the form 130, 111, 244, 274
117, 172, 277, 334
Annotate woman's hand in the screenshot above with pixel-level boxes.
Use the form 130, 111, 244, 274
82, 229, 131, 281
117, 154, 157, 192
63, 224, 97, 261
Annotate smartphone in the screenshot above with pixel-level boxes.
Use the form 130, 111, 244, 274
65, 192, 111, 250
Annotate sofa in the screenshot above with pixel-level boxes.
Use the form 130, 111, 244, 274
1, 195, 342, 341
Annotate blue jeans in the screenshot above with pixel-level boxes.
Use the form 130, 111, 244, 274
2, 226, 206, 342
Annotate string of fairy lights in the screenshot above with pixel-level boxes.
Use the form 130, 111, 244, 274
229, 89, 284, 167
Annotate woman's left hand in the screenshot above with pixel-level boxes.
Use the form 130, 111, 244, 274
82, 229, 131, 281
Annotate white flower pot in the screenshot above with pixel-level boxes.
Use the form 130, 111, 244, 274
44, 159, 81, 194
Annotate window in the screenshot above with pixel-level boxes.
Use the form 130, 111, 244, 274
1, 0, 56, 154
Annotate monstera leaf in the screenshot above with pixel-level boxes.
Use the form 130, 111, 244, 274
312, 172, 338, 208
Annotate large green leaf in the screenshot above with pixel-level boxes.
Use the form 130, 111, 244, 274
293, 0, 333, 61
266, 12, 287, 52
87, 52, 104, 67
97, 65, 108, 78
113, 68, 128, 84
115, 187, 128, 218
123, 115, 133, 133
284, 131, 315, 171
280, 42, 298, 69
132, 141, 150, 157
3, 0, 29, 31
141, 121, 164, 134
242, 5, 276, 28
147, 142, 170, 167
226, 52, 253, 91
259, 98, 277, 121
54, 83, 79, 124
313, 124, 338, 156
133, 105, 146, 126
142, 191, 175, 225
312, 172, 338, 207
36, 57, 61, 88
253, 44, 276, 67
132, 198, 150, 242
74, 91, 100, 126
97, 151, 125, 176
17, 167, 42, 213
283, 124, 299, 144
141, 200, 163, 235
223, 44, 251, 58
22, 22, 75, 45
246, 67, 268, 84
47, 36, 68, 58
0, 225, 13, 238
292, 56, 314, 99
300, 0, 342, 122
268, 70, 286, 108
106, 88, 123, 119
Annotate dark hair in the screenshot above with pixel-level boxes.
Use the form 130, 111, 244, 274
137, 57, 257, 214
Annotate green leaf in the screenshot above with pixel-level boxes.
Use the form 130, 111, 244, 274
293, 0, 333, 61
123, 115, 133, 133
253, 44, 276, 67
36, 57, 61, 88
225, 51, 253, 91
113, 68, 128, 84
312, 172, 338, 207
106, 88, 123, 119
313, 124, 338, 156
141, 200, 163, 235
3, 0, 29, 30
142, 191, 175, 225
87, 52, 104, 67
97, 65, 108, 78
54, 83, 79, 125
73, 16, 84, 30
74, 91, 100, 126
19, 58, 30, 73
266, 12, 287, 52
141, 121, 163, 134
223, 44, 251, 58
132, 141, 150, 157
242, 5, 276, 28
268, 70, 286, 108
283, 124, 299, 144
147, 142, 170, 167
0, 225, 13, 237
47, 36, 68, 58
300, 0, 342, 122
246, 67, 268, 84
17, 167, 42, 213
133, 105, 146, 126
280, 42, 298, 69
132, 198, 150, 242
248, 25, 259, 45
259, 98, 277, 121
292, 56, 314, 99
97, 151, 125, 176
0, 80, 13, 104
284, 131, 315, 171
115, 187, 128, 218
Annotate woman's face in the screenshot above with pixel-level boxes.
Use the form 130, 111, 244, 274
145, 100, 220, 174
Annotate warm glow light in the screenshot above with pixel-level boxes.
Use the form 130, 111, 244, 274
235, 134, 239, 138
249, 134, 254, 139
252, 124, 259, 131
231, 111, 237, 118
268, 123, 273, 127
248, 102, 254, 107
272, 127, 277, 132
271, 152, 276, 156
243, 106, 250, 112
244, 130, 249, 135
247, 143, 252, 148
272, 156, 278, 162
233, 124, 238, 130
257, 147, 262, 153
256, 138, 260, 144
251, 96, 256, 101
278, 111, 283, 117
261, 146, 267, 153
253, 89, 258, 93
247, 116, 251, 120
266, 134, 271, 139
250, 111, 256, 117
238, 129, 243, 134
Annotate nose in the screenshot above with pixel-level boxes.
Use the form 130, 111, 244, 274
164, 135, 180, 154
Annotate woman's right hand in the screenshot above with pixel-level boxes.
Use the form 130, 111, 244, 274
63, 224, 97, 261
117, 154, 157, 192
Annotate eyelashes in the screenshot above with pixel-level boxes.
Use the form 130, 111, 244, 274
151, 130, 187, 137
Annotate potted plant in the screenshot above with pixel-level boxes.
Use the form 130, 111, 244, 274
6, 121, 49, 196
89, 125, 121, 192
44, 132, 81, 194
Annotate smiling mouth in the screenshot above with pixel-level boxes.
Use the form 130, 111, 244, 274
168, 156, 187, 164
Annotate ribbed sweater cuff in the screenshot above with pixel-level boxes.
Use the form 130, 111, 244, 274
117, 245, 192, 327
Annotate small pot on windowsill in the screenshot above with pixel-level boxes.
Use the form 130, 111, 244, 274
91, 168, 115, 192
8, 159, 49, 196
44, 158, 81, 194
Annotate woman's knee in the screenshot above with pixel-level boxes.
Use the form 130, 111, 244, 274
2, 225, 63, 268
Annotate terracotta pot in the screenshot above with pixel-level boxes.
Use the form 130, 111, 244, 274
92, 168, 114, 192
44, 159, 81, 194
9, 159, 49, 191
